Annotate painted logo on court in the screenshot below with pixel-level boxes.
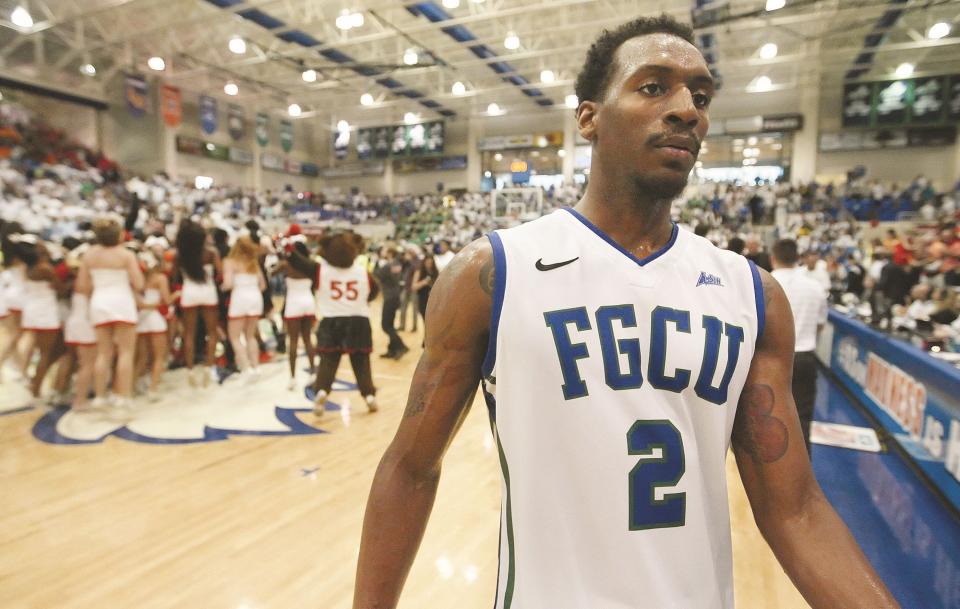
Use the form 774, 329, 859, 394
1, 375, 356, 446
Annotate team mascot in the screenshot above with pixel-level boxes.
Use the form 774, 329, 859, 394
291, 231, 380, 416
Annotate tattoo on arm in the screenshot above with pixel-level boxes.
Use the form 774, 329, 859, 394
760, 272, 775, 308
732, 384, 789, 464
479, 257, 495, 297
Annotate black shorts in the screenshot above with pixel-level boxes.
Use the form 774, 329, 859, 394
316, 316, 372, 354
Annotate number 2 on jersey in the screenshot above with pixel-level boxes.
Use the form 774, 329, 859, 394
627, 420, 685, 530
330, 280, 359, 301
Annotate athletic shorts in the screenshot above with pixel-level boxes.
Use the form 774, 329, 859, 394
316, 316, 372, 354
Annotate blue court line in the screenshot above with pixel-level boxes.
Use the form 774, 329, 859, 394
812, 370, 960, 609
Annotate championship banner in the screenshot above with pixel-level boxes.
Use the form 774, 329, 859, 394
373, 127, 390, 158
125, 74, 149, 118
911, 77, 944, 123
841, 82, 873, 128
228, 103, 245, 140
160, 84, 181, 128
255, 112, 269, 147
875, 80, 912, 126
199, 95, 218, 135
949, 76, 960, 121
356, 128, 372, 160
280, 119, 293, 152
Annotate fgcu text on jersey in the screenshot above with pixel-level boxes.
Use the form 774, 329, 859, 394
696, 271, 723, 287
481, 208, 765, 609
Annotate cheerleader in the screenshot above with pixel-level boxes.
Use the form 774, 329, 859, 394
174, 219, 221, 387
136, 253, 173, 400
278, 240, 318, 390
222, 235, 265, 379
60, 246, 97, 411
20, 240, 66, 403
0, 225, 29, 380
76, 218, 144, 410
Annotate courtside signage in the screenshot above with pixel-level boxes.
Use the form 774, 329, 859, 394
829, 312, 960, 511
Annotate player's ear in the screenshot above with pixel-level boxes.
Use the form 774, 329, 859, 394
577, 101, 598, 141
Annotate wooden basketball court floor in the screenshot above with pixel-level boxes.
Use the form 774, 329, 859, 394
0, 321, 809, 609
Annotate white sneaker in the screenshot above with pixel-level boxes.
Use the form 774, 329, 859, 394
108, 397, 133, 422
89, 396, 110, 411
365, 394, 379, 413
287, 377, 297, 391
313, 389, 328, 418
201, 366, 211, 388
187, 367, 198, 387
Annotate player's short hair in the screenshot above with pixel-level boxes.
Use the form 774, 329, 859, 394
772, 239, 799, 266
574, 14, 696, 104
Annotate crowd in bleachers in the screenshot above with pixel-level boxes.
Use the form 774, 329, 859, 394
4, 101, 960, 415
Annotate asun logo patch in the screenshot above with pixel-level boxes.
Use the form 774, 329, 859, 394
696, 271, 723, 287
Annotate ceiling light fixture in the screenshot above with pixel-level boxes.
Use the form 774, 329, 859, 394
288, 103, 302, 117
337, 119, 350, 132
228, 37, 246, 55
11, 6, 33, 28
404, 112, 419, 124
751, 75, 773, 92
487, 102, 503, 115
895, 62, 914, 78
302, 69, 317, 83
147, 56, 166, 71
565, 94, 578, 109
504, 32, 520, 50
759, 43, 778, 59
336, 10, 364, 30
360, 93, 374, 106
927, 22, 950, 40
765, 0, 785, 11
451, 81, 466, 95
540, 69, 555, 83
224, 82, 239, 96
403, 48, 418, 66
80, 63, 96, 77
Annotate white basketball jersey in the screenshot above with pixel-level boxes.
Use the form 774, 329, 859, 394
483, 208, 763, 609
316, 260, 371, 318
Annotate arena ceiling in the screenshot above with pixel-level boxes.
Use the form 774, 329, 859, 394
0, 0, 957, 125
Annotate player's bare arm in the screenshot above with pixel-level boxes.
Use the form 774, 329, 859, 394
733, 268, 899, 609
353, 238, 493, 609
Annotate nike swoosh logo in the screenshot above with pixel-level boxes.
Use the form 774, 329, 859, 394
535, 257, 579, 271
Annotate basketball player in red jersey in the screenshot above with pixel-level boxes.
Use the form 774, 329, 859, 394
353, 15, 900, 609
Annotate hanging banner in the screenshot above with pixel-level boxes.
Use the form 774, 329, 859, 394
373, 127, 391, 158
356, 128, 372, 160
948, 76, 960, 122
876, 80, 912, 126
910, 77, 945, 124
334, 127, 350, 160
125, 74, 149, 118
159, 84, 181, 128
280, 119, 293, 152
255, 112, 269, 147
199, 95, 218, 135
228, 103, 245, 140
841, 82, 873, 128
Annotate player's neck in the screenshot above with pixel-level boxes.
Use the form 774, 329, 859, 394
575, 182, 675, 259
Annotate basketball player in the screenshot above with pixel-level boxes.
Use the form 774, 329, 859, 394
353, 15, 900, 609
